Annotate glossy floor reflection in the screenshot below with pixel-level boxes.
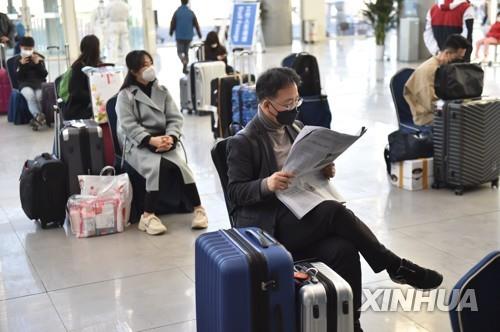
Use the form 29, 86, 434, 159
0, 38, 499, 332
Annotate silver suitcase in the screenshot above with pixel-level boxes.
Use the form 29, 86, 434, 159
296, 262, 354, 332
192, 61, 226, 112
179, 75, 192, 111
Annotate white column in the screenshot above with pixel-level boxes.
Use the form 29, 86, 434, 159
60, 0, 79, 63
490, 0, 498, 24
142, 0, 157, 56
417, 0, 434, 59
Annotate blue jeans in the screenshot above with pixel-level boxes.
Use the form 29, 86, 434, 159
20, 87, 42, 118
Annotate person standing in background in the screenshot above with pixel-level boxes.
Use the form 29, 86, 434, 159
0, 11, 15, 48
169, 0, 202, 73
106, 0, 130, 64
423, 0, 474, 61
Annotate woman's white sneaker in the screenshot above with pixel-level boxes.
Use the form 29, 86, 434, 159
191, 207, 208, 229
138, 214, 167, 235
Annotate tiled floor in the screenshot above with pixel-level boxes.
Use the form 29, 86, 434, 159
0, 37, 499, 332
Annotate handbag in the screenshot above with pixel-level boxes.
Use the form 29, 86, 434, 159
68, 166, 132, 238
387, 130, 434, 163
434, 63, 484, 100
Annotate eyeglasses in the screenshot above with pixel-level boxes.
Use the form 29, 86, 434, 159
268, 97, 303, 111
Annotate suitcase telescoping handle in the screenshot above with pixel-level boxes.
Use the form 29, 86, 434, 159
243, 228, 277, 248
46, 45, 61, 81
0, 43, 5, 69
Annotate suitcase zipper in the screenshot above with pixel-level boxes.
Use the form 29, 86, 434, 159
225, 229, 272, 332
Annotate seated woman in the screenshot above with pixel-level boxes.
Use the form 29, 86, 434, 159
204, 31, 233, 74
64, 34, 102, 120
116, 50, 208, 235
15, 36, 48, 131
474, 12, 500, 61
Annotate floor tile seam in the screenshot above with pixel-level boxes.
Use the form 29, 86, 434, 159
46, 290, 70, 332
388, 208, 500, 232
136, 319, 196, 332
0, 290, 47, 303
45, 266, 183, 294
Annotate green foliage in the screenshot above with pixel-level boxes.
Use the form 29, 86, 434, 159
362, 0, 398, 46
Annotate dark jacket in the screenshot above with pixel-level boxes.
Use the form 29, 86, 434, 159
0, 13, 15, 48
64, 61, 93, 120
226, 116, 301, 235
205, 44, 227, 64
15, 53, 48, 90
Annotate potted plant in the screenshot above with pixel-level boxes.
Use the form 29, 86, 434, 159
362, 0, 398, 61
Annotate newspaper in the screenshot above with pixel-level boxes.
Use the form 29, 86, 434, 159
276, 126, 367, 219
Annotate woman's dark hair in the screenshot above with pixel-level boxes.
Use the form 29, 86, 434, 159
256, 67, 301, 102
120, 50, 154, 90
73, 35, 101, 67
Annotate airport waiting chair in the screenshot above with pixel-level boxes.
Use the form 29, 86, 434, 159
390, 68, 432, 135
211, 138, 235, 228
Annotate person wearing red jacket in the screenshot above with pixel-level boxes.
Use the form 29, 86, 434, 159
475, 12, 500, 60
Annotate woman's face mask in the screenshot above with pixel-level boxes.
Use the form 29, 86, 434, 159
211, 43, 218, 49
141, 65, 156, 82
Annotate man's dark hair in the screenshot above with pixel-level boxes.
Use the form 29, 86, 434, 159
256, 67, 301, 102
19, 36, 35, 47
181, 0, 188, 5
442, 34, 471, 52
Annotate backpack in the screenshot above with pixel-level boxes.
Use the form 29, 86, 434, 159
58, 69, 72, 103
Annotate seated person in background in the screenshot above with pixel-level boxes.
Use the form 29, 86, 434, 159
404, 34, 470, 126
116, 50, 208, 236
227, 67, 443, 332
15, 36, 48, 131
64, 34, 102, 120
474, 12, 500, 61
204, 31, 233, 74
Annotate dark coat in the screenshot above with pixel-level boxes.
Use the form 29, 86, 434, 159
226, 116, 301, 235
14, 52, 48, 90
64, 62, 93, 120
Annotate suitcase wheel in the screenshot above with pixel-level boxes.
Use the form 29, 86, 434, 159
432, 182, 441, 189
492, 179, 499, 189
454, 188, 464, 196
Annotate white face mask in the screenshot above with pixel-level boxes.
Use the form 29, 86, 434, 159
211, 43, 218, 48
21, 49, 33, 57
141, 66, 156, 82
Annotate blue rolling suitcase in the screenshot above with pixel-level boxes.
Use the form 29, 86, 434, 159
7, 90, 32, 125
231, 84, 258, 134
449, 250, 500, 332
298, 95, 332, 129
195, 227, 296, 332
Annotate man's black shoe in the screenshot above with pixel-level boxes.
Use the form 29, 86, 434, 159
389, 259, 443, 290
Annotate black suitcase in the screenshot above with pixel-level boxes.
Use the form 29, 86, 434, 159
19, 153, 68, 228
60, 119, 105, 195
210, 74, 254, 138
41, 82, 56, 126
433, 99, 500, 195
297, 95, 332, 128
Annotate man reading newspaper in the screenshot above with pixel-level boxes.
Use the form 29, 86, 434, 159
226, 67, 443, 331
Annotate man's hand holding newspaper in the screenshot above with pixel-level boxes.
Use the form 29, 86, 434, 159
275, 126, 367, 219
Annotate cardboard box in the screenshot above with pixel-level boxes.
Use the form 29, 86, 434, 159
390, 158, 434, 191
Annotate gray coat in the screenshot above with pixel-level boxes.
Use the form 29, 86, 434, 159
116, 82, 195, 191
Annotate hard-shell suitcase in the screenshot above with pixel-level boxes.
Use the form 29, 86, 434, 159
195, 227, 296, 332
41, 82, 56, 125
60, 119, 105, 196
0, 43, 10, 114
298, 95, 332, 128
19, 153, 68, 228
191, 61, 226, 113
449, 251, 500, 332
210, 74, 254, 138
433, 99, 500, 195
180, 75, 192, 112
231, 83, 258, 132
295, 262, 354, 332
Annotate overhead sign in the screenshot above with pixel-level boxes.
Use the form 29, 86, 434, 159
230, 1, 259, 49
